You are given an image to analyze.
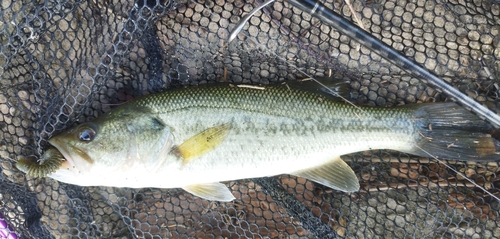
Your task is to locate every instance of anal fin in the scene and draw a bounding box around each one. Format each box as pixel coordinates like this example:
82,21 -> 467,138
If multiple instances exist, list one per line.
291,157 -> 359,192
182,182 -> 236,201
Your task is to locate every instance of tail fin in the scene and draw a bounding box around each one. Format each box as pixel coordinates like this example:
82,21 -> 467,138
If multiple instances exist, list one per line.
409,103 -> 499,161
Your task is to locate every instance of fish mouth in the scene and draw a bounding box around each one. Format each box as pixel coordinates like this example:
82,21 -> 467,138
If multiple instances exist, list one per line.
49,137 -> 94,173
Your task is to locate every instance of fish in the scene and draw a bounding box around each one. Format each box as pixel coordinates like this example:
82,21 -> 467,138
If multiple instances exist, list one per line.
16,81 -> 500,201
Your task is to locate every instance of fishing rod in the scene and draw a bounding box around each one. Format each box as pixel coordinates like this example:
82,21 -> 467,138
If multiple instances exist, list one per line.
283,0 -> 500,128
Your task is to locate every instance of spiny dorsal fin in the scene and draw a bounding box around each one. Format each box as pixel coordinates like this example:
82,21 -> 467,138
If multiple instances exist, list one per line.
285,77 -> 351,101
173,124 -> 231,165
291,157 -> 359,192
182,183 -> 236,201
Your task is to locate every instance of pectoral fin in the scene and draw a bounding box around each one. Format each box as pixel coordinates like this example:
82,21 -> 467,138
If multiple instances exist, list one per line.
291,157 -> 359,192
174,124 -> 231,164
182,183 -> 236,201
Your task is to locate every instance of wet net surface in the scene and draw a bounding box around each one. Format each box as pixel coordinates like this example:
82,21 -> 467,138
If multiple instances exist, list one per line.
1,0 -> 500,238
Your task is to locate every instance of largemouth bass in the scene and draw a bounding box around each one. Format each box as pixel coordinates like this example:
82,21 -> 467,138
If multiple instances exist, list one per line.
17,83 -> 500,201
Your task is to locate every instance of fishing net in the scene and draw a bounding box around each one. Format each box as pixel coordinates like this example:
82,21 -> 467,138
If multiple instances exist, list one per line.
1,0 -> 499,238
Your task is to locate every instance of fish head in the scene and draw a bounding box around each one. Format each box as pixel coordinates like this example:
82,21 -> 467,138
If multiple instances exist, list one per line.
44,109 -> 174,185
48,121 -> 101,175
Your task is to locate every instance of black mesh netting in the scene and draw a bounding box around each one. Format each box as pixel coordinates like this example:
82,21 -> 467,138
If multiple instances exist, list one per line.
1,0 -> 500,238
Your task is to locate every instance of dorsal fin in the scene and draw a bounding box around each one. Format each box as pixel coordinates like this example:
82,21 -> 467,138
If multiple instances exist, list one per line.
285,77 -> 351,101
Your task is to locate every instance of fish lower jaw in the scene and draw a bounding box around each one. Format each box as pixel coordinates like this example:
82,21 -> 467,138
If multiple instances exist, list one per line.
48,138 -> 77,169
49,138 -> 96,174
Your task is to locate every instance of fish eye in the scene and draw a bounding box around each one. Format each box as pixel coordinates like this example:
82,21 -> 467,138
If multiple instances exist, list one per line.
78,124 -> 97,142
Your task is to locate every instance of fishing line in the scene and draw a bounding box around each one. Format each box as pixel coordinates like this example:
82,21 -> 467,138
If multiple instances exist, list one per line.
202,0 -> 500,202
283,0 -> 500,129
270,52 -> 383,122
415,145 -> 500,203
270,0 -> 500,203
271,52 -> 500,203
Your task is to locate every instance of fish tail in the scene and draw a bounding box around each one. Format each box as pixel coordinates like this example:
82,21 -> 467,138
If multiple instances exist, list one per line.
409,103 -> 500,161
